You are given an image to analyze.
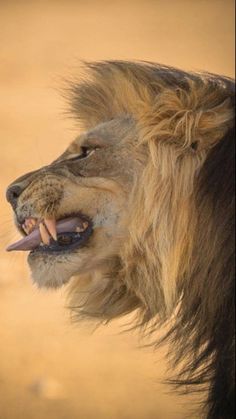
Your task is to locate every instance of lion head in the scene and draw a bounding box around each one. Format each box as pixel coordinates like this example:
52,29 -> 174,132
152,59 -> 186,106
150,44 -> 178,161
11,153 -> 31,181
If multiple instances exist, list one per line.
6,61 -> 235,418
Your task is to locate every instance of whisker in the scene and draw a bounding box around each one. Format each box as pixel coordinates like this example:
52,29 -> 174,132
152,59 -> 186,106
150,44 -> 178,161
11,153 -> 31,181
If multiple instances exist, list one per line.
0,214 -> 13,221
0,228 -> 22,243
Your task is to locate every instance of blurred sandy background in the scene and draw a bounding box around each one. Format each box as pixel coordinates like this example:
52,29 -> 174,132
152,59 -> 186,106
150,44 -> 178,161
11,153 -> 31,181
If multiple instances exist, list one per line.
0,1 -> 234,418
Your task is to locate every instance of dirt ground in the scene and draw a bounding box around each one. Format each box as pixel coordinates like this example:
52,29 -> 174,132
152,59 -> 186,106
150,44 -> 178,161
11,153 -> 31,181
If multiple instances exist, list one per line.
0,1 -> 234,419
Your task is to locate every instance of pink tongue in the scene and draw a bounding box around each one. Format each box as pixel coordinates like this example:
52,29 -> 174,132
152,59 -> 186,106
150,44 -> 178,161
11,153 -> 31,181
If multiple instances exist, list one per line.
6,217 -> 84,252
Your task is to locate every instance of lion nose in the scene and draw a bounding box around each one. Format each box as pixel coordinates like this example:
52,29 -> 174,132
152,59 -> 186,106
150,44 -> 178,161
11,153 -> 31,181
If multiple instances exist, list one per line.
6,184 -> 23,209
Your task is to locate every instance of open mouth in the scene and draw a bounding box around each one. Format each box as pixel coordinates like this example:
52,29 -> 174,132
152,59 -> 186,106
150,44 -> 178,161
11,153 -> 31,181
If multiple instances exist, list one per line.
6,214 -> 93,254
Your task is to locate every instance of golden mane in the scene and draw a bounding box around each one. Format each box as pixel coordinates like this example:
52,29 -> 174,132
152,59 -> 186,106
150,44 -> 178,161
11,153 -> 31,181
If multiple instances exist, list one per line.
68,61 -> 235,419
68,61 -> 233,313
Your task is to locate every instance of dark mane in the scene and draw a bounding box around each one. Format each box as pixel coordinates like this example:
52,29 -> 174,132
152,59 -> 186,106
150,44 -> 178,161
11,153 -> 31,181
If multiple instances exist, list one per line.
165,125 -> 235,419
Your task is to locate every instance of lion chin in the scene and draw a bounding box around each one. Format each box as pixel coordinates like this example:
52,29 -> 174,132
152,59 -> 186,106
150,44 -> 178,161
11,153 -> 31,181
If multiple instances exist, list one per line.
6,61 -> 235,419
28,252 -> 76,289
27,247 -> 88,289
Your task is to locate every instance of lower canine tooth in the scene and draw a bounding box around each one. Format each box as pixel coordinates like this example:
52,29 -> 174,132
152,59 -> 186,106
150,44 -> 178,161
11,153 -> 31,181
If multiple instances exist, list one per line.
39,223 -> 50,245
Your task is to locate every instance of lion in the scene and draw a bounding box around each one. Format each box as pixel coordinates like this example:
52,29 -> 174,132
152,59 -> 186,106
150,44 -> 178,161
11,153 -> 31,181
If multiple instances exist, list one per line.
6,61 -> 235,419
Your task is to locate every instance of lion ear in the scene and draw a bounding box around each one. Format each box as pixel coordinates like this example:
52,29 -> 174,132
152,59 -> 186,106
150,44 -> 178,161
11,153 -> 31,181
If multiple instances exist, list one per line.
139,80 -> 234,153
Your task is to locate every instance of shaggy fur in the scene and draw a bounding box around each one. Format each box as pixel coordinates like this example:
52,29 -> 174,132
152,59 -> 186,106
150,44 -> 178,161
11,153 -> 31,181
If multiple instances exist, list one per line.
7,61 -> 235,419
68,62 -> 235,418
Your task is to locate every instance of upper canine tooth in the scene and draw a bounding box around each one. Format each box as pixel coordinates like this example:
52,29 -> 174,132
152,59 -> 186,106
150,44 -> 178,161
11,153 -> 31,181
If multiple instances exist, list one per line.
44,218 -> 57,241
39,223 -> 50,245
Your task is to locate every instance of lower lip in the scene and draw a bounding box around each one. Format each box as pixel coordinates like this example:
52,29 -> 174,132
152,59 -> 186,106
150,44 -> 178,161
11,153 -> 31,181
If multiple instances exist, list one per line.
29,224 -> 93,255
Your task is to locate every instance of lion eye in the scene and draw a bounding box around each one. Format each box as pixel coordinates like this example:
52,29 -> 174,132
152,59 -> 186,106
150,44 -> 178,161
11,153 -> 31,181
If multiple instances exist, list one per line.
68,146 -> 95,161
80,146 -> 93,158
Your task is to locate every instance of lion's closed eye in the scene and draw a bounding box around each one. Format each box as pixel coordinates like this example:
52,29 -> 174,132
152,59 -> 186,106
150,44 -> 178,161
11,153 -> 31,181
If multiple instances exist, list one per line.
67,146 -> 96,161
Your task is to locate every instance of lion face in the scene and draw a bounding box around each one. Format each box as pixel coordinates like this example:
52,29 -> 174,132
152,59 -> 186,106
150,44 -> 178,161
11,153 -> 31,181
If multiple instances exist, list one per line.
6,61 -> 234,318
6,117 -> 141,288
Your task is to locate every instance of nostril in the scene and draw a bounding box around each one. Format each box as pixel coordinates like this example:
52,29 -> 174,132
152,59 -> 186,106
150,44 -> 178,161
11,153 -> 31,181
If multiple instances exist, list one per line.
6,185 -> 23,206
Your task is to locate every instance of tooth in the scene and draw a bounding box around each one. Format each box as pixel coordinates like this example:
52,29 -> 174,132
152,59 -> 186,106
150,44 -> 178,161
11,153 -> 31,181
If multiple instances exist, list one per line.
26,218 -> 35,225
76,222 -> 88,233
22,224 -> 29,234
25,219 -> 31,228
44,218 -> 57,241
39,223 -> 50,245
30,219 -> 36,228
76,226 -> 84,233
28,222 -> 34,232
25,218 -> 37,234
